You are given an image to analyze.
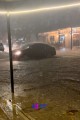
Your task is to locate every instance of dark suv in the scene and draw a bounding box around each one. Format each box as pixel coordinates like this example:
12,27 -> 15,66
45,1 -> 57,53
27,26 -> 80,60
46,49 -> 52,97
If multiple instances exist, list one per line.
0,43 -> 4,51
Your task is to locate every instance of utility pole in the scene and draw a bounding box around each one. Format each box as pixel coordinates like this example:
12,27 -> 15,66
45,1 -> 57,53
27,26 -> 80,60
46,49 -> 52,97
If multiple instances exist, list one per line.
71,27 -> 73,50
7,13 -> 14,93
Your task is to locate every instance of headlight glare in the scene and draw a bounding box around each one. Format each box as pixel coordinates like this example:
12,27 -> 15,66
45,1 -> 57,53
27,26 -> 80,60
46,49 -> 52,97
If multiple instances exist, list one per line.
15,50 -> 21,56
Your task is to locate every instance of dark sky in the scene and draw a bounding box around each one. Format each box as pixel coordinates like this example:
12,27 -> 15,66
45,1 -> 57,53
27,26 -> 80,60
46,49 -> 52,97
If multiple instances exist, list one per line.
0,0 -> 80,33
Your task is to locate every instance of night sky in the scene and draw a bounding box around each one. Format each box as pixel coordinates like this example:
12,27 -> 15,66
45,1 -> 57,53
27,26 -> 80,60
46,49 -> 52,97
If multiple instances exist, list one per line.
0,0 -> 80,33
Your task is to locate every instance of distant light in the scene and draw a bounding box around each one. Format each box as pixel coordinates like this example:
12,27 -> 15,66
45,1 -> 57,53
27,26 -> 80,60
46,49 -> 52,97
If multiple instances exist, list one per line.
4,45 -> 9,53
15,50 -> 21,56
0,2 -> 80,15
65,34 -> 68,37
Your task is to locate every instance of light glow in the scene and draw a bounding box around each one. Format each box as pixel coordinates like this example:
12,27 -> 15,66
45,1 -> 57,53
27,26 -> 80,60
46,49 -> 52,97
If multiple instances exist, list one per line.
0,11 -> 7,15
15,50 -> 21,56
0,2 -> 80,15
10,3 -> 80,15
4,45 -> 9,53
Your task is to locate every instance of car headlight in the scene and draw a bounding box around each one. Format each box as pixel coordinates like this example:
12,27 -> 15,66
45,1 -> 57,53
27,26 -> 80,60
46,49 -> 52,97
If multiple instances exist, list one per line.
15,50 -> 21,56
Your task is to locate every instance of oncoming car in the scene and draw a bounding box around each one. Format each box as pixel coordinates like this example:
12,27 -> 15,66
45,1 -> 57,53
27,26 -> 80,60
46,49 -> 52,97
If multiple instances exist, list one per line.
12,43 -> 56,60
0,43 -> 4,51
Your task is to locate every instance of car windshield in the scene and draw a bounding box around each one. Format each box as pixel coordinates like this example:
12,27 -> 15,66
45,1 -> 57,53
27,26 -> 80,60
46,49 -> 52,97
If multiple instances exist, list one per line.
0,1 -> 80,120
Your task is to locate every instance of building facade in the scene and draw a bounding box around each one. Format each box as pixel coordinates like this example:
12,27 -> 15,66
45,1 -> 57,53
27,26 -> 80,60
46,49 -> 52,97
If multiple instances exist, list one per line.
38,27 -> 80,49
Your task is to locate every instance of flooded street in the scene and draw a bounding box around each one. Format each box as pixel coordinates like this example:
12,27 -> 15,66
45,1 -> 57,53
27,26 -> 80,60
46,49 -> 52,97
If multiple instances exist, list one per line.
0,0 -> 80,119
0,50 -> 80,120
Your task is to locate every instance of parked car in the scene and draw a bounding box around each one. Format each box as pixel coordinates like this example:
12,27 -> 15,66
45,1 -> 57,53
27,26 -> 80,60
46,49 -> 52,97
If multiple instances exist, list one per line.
12,43 -> 56,60
0,43 -> 4,51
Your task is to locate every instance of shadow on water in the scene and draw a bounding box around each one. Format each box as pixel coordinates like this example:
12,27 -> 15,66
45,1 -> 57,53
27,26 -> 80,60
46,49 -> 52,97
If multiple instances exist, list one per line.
13,55 -> 57,62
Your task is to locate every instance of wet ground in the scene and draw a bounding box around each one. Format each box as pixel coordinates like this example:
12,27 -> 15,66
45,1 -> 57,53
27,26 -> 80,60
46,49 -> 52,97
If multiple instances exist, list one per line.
0,49 -> 80,120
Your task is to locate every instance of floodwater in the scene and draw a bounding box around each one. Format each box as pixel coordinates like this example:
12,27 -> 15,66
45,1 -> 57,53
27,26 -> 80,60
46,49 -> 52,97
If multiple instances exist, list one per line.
0,49 -> 80,120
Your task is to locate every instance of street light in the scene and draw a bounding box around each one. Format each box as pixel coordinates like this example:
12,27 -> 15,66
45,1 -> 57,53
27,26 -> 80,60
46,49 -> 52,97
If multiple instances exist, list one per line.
0,2 -> 80,15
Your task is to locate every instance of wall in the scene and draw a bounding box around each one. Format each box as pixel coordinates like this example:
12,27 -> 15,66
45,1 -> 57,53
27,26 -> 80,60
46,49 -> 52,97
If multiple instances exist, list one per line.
38,27 -> 80,49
